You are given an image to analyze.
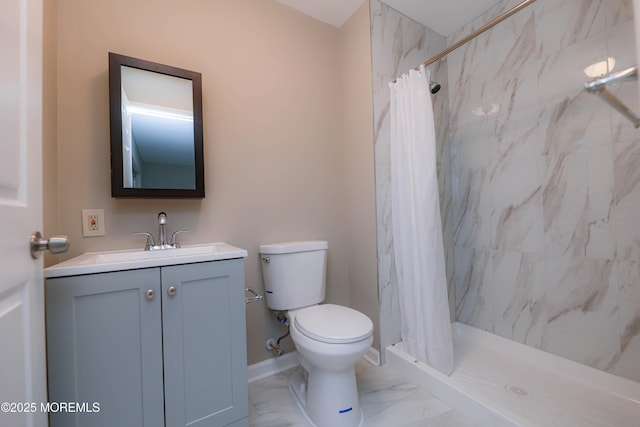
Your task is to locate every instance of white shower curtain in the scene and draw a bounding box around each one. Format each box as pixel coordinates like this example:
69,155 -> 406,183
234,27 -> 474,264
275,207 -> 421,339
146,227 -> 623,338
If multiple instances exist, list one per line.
389,67 -> 454,375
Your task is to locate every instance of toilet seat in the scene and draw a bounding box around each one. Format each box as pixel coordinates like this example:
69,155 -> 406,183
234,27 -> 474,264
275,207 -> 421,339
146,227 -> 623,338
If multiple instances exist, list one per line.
294,304 -> 373,344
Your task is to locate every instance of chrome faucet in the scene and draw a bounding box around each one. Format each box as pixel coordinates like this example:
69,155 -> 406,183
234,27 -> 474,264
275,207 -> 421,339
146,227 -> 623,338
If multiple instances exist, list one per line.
134,212 -> 188,250
158,212 -> 168,247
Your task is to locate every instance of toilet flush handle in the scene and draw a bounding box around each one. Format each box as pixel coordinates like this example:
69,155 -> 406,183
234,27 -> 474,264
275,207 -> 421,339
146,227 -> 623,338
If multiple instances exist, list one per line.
245,288 -> 264,304
260,256 -> 271,263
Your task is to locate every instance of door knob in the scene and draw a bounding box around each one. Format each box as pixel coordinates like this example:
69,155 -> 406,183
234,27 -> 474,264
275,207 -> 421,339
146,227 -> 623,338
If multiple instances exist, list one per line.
167,286 -> 177,297
30,231 -> 70,259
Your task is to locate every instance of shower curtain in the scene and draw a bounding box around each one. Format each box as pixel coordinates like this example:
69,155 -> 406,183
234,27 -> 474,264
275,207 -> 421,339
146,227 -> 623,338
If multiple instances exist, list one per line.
389,67 -> 454,375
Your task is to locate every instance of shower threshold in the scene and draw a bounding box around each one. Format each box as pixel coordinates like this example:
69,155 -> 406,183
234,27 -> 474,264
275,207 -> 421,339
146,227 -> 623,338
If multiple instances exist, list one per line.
386,323 -> 640,426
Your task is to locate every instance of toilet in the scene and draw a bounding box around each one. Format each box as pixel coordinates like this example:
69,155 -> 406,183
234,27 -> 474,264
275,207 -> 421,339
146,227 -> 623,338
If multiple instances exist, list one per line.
259,241 -> 373,427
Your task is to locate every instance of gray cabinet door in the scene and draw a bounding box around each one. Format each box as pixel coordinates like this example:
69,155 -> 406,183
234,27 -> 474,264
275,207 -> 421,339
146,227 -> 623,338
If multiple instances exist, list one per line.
161,259 -> 248,427
46,268 -> 165,427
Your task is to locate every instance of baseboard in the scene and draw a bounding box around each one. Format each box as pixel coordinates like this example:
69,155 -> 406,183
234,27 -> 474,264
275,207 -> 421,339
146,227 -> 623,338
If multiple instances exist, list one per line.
247,351 -> 300,383
363,346 -> 380,366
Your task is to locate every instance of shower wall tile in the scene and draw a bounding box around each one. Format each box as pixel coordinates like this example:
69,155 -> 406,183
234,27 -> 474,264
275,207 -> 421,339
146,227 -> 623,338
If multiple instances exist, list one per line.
606,0 -> 635,65
608,19 -> 640,143
448,0 -> 531,51
491,78 -> 544,163
377,253 -> 401,358
370,0 -> 451,355
490,156 -> 543,253
437,119 -> 456,318
484,11 -> 538,81
446,0 -> 640,381
613,257 -> 640,382
453,247 -> 494,332
447,74 -> 486,128
542,145 -> 615,259
618,260 -> 640,303
611,301 -> 640,381
533,0 -> 607,53
541,255 -> 620,371
450,119 -> 494,171
606,0 -> 634,28
539,93 -> 612,156
613,140 -> 640,262
452,166 -> 492,249
537,33 -> 609,104
492,251 -> 547,347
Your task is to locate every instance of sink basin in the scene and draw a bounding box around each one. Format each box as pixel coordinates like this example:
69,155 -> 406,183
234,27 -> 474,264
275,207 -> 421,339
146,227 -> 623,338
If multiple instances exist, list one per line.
44,243 -> 247,278
95,245 -> 218,263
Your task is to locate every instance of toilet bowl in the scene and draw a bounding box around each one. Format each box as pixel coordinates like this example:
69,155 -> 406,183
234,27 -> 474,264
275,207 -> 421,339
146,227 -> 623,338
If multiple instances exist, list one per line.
288,305 -> 373,427
258,241 -> 374,427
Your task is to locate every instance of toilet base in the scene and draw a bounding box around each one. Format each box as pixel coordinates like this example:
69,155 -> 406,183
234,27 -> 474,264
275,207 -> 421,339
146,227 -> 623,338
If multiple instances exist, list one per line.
289,366 -> 363,427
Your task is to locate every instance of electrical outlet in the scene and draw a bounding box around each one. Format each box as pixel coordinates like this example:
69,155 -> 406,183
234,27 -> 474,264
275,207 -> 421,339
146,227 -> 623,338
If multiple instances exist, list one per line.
88,215 -> 99,231
82,209 -> 105,237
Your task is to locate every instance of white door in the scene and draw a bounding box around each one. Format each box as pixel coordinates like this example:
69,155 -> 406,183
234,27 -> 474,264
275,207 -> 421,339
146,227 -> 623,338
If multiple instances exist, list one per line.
0,0 -> 47,426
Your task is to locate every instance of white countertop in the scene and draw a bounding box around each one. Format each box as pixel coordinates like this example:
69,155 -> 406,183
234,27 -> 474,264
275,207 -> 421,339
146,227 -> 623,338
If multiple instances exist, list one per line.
44,242 -> 248,278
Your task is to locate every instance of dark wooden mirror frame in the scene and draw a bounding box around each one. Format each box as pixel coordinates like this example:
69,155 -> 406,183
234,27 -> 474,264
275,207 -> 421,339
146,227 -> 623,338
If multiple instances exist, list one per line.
109,52 -> 205,198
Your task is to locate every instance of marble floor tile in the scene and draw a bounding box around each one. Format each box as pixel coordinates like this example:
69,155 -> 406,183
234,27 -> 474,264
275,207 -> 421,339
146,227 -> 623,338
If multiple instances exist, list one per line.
248,360 -> 477,427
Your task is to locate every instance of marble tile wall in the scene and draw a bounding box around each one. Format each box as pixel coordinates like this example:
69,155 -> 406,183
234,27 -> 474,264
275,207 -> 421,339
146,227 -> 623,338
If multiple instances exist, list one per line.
447,0 -> 640,381
371,0 -> 640,382
369,0 -> 453,359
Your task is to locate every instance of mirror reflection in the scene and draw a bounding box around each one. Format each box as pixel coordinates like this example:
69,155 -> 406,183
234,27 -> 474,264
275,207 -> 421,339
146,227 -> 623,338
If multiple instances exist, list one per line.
121,66 -> 195,189
109,53 -> 204,198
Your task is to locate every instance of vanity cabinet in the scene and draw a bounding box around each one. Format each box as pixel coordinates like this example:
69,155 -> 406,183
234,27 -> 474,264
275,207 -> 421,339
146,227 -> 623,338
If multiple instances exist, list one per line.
45,258 -> 248,427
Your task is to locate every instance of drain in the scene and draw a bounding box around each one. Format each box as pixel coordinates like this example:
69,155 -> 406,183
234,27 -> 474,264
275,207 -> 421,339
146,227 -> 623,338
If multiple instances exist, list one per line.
505,384 -> 534,399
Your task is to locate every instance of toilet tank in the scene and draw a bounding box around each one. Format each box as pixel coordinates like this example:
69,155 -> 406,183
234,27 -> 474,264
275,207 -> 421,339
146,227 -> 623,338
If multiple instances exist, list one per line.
259,241 -> 328,311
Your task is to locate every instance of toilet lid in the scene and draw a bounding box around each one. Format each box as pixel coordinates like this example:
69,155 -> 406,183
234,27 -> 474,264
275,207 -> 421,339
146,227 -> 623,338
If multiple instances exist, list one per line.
294,304 -> 373,344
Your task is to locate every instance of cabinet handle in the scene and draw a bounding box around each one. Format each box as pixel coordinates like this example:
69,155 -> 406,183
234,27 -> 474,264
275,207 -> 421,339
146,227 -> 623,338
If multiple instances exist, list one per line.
167,286 -> 177,297
145,289 -> 155,300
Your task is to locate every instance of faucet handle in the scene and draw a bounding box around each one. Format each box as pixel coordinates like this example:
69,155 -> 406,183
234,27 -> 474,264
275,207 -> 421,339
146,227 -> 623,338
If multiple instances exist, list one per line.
134,232 -> 156,250
170,230 -> 189,248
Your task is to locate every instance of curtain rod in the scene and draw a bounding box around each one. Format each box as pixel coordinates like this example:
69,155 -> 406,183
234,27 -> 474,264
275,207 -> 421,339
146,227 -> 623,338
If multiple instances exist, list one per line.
585,67 -> 640,128
412,0 -> 538,71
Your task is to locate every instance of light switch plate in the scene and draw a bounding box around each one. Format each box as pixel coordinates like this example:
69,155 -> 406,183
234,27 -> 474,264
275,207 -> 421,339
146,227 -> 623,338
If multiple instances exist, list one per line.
82,209 -> 105,237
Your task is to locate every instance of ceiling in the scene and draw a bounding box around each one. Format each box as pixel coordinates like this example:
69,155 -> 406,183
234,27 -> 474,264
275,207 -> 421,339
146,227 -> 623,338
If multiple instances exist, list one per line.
274,0 -> 503,36
380,0 -> 503,36
274,0 -> 366,28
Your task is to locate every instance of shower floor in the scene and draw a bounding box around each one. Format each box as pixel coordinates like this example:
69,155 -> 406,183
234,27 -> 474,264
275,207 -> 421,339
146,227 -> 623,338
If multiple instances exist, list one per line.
386,323 -> 640,426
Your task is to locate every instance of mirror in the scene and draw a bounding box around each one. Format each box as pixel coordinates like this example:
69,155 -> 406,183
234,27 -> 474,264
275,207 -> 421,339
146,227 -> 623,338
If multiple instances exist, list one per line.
109,53 -> 204,198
